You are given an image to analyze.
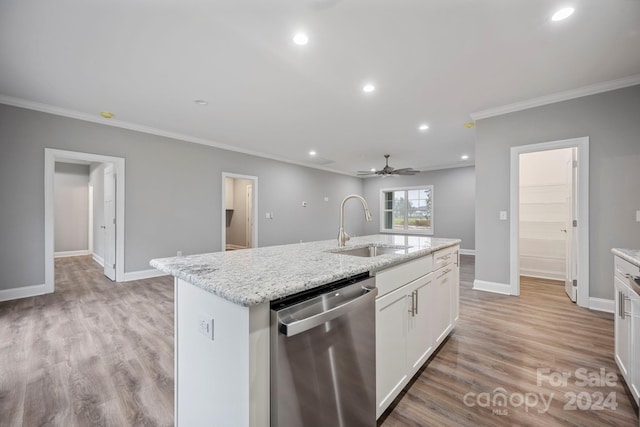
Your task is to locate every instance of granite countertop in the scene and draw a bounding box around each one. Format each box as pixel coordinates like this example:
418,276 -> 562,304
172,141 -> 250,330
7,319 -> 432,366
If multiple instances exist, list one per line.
150,234 -> 461,307
612,248 -> 640,269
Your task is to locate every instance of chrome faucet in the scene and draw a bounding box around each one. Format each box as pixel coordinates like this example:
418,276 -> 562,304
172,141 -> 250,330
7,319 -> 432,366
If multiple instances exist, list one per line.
338,194 -> 373,247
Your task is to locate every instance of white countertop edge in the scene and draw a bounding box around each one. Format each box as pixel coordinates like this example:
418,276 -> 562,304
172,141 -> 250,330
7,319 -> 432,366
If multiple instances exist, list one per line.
612,248 -> 640,269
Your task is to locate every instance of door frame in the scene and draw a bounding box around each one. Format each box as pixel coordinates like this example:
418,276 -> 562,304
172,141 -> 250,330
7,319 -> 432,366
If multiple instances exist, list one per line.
509,137 -> 589,307
44,148 -> 126,292
221,172 -> 258,251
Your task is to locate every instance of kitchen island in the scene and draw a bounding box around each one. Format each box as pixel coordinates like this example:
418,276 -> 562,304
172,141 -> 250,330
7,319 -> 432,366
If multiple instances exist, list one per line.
151,234 -> 461,427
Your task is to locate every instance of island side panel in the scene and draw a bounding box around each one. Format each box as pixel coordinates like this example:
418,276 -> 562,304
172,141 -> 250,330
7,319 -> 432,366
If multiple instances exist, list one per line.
175,278 -> 269,427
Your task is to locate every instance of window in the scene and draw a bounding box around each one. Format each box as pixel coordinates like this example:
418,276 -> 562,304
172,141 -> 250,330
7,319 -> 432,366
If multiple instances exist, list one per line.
380,185 -> 433,235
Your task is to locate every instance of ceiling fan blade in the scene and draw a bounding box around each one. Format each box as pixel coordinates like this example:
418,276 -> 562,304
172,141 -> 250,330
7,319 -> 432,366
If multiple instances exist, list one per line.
357,171 -> 376,175
395,169 -> 420,175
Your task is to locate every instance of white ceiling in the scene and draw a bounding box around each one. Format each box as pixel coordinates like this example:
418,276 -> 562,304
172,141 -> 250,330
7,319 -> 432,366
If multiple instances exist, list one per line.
1,0 -> 639,175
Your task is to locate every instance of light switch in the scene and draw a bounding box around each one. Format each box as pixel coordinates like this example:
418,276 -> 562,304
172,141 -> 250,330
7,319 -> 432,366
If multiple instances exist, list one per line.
198,314 -> 214,340
636,210 -> 640,222
324,197 -> 329,202
499,211 -> 508,220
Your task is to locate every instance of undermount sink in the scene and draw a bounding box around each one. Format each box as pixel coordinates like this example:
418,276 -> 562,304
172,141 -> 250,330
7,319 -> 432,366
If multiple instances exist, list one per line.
329,244 -> 410,258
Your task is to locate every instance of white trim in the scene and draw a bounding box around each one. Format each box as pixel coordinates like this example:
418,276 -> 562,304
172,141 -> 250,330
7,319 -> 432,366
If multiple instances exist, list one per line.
0,95 -> 355,178
0,284 -> 46,302
54,250 -> 91,258
589,297 -> 615,314
472,280 -> 511,295
93,253 -> 105,267
471,74 -> 640,120
123,269 -> 169,282
459,249 -> 476,256
221,172 -> 259,252
509,137 -> 589,307
45,149 -> 126,294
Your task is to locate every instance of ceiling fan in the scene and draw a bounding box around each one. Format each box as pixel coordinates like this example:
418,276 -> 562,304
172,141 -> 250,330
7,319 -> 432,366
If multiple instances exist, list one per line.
357,154 -> 421,177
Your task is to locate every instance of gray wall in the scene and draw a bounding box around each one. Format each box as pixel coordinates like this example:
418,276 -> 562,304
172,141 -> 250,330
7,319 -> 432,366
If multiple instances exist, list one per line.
475,85 -> 640,299
362,166 -> 476,250
54,162 -> 89,253
0,103 -> 365,291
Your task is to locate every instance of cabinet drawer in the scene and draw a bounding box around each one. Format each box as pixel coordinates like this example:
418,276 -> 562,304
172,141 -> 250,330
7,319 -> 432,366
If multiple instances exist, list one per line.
615,256 -> 640,282
375,255 -> 433,297
433,246 -> 456,271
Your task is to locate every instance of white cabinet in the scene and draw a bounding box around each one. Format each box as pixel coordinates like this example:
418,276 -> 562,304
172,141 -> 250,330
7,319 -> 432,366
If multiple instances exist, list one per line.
225,177 -> 234,209
375,244 -> 459,418
376,286 -> 409,415
613,255 -> 640,405
614,275 -> 631,380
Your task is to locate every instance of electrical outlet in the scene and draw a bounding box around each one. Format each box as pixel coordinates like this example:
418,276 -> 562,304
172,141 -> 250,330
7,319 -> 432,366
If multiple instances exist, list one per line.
177,250 -> 182,257
302,201 -> 308,207
499,211 -> 508,221
198,315 -> 214,340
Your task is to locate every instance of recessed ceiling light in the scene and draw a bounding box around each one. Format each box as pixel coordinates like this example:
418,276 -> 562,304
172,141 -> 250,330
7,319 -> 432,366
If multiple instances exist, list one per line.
551,7 -> 575,21
370,168 -> 376,172
362,83 -> 375,93
418,124 -> 429,132
194,99 -> 208,106
100,111 -> 114,119
461,154 -> 469,161
293,33 -> 309,46
309,150 -> 317,156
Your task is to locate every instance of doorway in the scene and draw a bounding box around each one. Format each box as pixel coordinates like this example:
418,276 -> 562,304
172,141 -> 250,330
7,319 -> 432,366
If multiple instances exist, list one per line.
221,173 -> 258,251
44,149 -> 125,293
509,137 -> 589,307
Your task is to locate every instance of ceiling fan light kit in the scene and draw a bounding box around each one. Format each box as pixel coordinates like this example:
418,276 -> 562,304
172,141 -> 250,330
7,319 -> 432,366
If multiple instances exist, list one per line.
357,154 -> 420,177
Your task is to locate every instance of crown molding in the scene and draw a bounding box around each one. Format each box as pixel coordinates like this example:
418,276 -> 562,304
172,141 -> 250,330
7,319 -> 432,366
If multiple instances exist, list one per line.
0,94 -> 357,177
470,74 -> 640,121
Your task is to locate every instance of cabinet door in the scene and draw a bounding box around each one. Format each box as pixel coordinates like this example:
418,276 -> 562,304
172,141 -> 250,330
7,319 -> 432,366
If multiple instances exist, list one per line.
614,276 -> 631,381
630,295 -> 640,404
432,266 -> 453,345
406,274 -> 433,372
376,287 -> 408,417
451,248 -> 460,324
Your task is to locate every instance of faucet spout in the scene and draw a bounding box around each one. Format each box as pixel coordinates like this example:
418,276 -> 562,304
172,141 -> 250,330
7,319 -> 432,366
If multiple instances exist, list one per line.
338,194 -> 373,247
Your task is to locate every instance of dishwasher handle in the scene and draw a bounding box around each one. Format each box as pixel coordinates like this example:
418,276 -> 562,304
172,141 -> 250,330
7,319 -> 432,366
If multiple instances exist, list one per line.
278,285 -> 377,337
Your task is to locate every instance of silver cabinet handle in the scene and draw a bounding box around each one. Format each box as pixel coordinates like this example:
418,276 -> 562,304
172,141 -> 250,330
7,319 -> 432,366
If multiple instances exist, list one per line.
278,286 -> 378,337
408,291 -> 415,317
437,268 -> 452,279
454,251 -> 459,267
415,289 -> 419,315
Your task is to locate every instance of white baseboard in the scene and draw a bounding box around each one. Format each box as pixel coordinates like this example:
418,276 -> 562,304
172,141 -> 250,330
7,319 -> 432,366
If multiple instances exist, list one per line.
0,283 -> 48,302
123,268 -> 169,282
459,249 -> 476,256
54,250 -> 91,258
589,297 -> 614,313
473,279 -> 512,295
92,253 -> 104,267
520,272 -> 564,282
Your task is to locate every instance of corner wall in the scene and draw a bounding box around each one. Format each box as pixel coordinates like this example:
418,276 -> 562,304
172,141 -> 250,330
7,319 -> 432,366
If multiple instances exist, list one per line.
0,103 -> 365,292
475,85 -> 640,299
362,166 -> 475,251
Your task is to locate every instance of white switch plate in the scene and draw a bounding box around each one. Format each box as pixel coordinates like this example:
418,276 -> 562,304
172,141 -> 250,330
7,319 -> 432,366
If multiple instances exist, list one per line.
324,197 -> 329,202
636,210 -> 640,222
499,211 -> 508,220
198,315 -> 214,340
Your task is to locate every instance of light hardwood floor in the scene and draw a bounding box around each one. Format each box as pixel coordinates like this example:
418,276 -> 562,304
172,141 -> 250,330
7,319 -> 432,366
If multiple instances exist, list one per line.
1,255 -> 637,426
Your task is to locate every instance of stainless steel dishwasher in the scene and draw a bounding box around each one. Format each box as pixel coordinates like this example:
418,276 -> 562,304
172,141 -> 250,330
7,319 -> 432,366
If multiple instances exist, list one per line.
270,272 -> 377,427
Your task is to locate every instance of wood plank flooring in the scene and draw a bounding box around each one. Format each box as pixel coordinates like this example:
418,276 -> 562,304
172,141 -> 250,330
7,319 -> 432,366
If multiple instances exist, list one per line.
0,256 -> 175,427
379,256 -> 638,426
1,255 -> 637,426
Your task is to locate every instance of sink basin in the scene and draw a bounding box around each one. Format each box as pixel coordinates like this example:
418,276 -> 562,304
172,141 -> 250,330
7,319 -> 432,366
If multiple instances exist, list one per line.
330,244 -> 410,258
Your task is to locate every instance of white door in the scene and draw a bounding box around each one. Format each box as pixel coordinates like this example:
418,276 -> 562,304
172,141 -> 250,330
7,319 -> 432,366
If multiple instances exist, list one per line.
245,185 -> 253,248
564,149 -> 578,301
103,165 -> 116,281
